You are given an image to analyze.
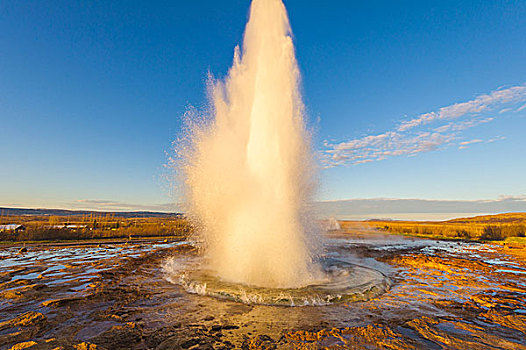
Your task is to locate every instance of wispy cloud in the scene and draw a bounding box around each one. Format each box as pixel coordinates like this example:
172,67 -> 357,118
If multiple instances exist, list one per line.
497,194 -> 526,201
433,117 -> 494,133
72,200 -> 176,212
517,103 -> 526,112
323,84 -> 526,167
487,136 -> 506,143
397,85 -> 526,132
458,139 -> 483,150
324,132 -> 455,166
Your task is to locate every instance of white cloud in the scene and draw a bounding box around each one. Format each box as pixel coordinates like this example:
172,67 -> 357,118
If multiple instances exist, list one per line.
433,117 -> 493,133
517,103 -> 526,112
458,139 -> 483,149
73,199 -> 176,212
397,85 -> 526,132
323,84 -> 525,167
497,194 -> 526,201
324,131 -> 455,167
459,139 -> 482,145
487,136 -> 506,143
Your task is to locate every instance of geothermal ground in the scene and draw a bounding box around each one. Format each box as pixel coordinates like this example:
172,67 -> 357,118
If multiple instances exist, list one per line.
1,233 -> 525,350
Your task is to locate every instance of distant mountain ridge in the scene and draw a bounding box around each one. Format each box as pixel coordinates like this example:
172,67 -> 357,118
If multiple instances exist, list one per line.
364,212 -> 526,224
2,207 -> 525,223
0,207 -> 182,218
315,197 -> 526,220
445,212 -> 526,224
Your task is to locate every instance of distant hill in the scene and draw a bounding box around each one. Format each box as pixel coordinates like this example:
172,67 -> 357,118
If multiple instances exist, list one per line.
315,197 -> 526,221
445,212 -> 526,224
0,207 -> 183,218
363,212 -> 526,224
352,212 -> 526,241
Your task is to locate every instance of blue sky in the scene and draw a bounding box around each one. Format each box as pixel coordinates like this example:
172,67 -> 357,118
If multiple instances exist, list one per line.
1,0 -> 525,218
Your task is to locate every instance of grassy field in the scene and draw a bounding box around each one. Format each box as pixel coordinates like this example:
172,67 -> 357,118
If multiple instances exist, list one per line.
3,211 -> 526,244
0,213 -> 191,243
340,212 -> 526,242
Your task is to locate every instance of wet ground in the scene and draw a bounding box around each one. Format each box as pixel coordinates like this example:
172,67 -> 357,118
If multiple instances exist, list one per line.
0,233 -> 525,349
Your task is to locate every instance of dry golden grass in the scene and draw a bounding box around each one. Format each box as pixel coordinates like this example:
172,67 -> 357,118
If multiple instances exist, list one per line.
340,213 -> 526,241
0,214 -> 191,242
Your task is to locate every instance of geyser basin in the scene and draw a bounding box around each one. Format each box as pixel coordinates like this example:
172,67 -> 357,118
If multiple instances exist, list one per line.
167,258 -> 391,306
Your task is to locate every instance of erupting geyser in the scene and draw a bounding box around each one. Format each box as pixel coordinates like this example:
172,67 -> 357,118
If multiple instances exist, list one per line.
181,0 -> 321,288
170,0 -> 391,304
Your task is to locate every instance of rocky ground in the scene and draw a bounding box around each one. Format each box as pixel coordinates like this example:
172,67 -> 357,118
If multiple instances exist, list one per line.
0,234 -> 525,349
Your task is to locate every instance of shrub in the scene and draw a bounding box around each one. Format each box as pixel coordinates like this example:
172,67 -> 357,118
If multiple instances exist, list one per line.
502,224 -> 525,238
455,229 -> 470,239
481,225 -> 503,241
